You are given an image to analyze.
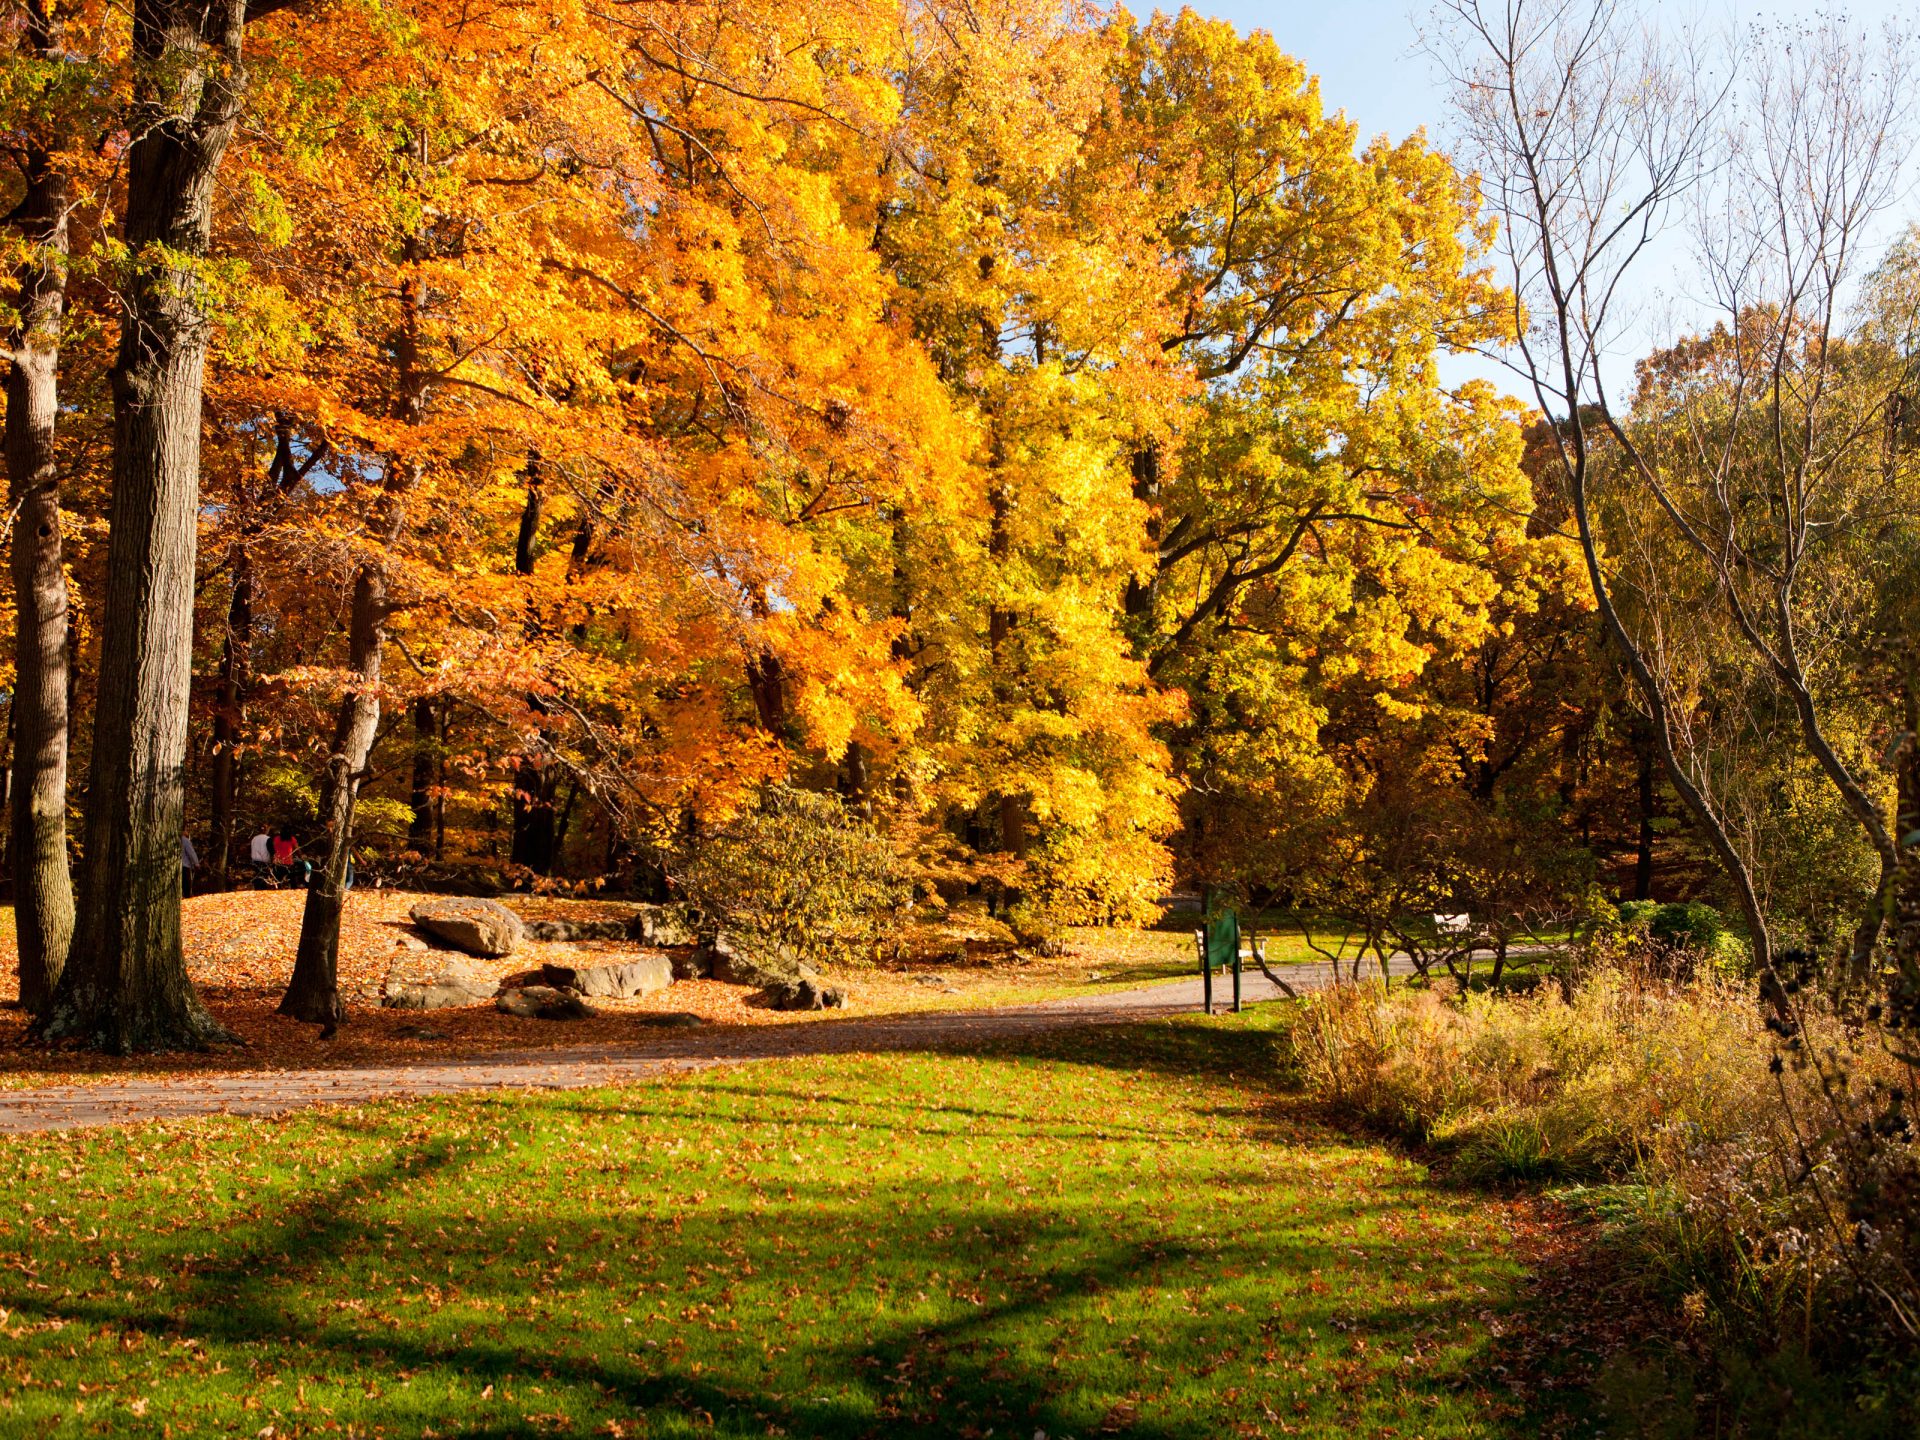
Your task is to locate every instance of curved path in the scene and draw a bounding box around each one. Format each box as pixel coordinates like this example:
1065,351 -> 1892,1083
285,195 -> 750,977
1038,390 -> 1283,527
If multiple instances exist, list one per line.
0,957 -> 1417,1134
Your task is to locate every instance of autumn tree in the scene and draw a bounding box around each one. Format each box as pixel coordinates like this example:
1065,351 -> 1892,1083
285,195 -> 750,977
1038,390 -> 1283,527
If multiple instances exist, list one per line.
2,0 -> 93,1012
44,0 -> 298,1049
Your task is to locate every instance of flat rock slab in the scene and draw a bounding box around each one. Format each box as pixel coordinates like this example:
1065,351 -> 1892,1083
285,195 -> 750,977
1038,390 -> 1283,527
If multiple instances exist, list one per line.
761,976 -> 846,1011
522,917 -> 629,942
517,904 -> 700,947
383,959 -> 500,1010
541,955 -> 674,998
411,897 -> 524,957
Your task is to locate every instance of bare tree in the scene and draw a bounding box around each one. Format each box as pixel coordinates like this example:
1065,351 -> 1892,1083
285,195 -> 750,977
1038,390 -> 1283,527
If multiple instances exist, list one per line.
1436,0 -> 1917,985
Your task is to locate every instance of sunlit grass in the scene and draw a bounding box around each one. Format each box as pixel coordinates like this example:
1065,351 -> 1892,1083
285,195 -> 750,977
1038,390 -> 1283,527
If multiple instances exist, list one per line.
0,1012 -> 1552,1438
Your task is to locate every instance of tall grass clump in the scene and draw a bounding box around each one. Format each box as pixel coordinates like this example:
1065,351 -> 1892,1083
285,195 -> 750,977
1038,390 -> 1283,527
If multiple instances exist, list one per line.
1293,968 -> 1776,1181
1291,961 -> 1919,1369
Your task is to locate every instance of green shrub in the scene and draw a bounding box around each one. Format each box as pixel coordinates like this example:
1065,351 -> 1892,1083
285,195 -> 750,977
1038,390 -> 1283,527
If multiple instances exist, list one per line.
1615,899 -> 1726,948
1616,899 -> 1661,929
1647,900 -> 1726,951
1608,900 -> 1749,976
680,784 -> 907,969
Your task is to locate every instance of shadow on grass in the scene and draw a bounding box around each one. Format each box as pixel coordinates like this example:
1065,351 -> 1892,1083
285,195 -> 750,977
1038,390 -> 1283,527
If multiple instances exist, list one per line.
0,1016 -> 1543,1439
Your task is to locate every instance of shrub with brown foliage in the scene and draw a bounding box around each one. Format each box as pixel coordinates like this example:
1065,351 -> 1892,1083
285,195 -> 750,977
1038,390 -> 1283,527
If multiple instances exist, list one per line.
1291,965 -> 1919,1352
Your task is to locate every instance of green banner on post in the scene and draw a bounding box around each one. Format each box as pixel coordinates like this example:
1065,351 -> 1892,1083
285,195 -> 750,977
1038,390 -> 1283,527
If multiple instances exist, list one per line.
1204,907 -> 1239,973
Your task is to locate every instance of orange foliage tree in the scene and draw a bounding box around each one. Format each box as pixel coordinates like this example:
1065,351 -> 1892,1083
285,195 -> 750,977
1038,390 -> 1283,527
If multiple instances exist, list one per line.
1,0 -> 1563,1045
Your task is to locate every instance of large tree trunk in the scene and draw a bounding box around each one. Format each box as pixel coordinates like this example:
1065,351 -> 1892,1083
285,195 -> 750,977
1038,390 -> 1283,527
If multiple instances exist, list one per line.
41,0 -> 252,1050
281,565 -> 385,1025
5,30 -> 75,1013
510,761 -> 560,873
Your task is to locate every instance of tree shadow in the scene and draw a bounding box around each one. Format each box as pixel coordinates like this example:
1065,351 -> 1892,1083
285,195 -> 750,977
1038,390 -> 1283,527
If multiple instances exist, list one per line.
0,1017 -> 1544,1437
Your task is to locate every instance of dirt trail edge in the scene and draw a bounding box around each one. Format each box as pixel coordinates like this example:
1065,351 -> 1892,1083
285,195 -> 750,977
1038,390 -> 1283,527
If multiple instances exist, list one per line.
0,959 -> 1417,1133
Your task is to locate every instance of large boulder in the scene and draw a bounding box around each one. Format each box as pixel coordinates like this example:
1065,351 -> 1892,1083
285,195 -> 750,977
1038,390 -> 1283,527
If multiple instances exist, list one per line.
411,897 -> 524,957
539,955 -> 674,999
762,974 -> 847,1011
383,958 -> 500,1010
495,984 -> 596,1020
670,948 -> 713,981
702,930 -> 801,988
702,931 -> 845,1011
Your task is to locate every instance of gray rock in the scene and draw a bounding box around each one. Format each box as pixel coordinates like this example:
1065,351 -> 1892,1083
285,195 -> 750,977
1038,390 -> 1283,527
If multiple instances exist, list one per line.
509,904 -> 698,946
702,930 -> 801,988
495,984 -> 596,1020
701,930 -> 844,1008
393,934 -> 430,952
382,959 -> 499,1010
761,975 -> 847,1011
670,948 -> 713,981
410,897 -> 525,957
539,954 -> 674,998
522,917 -> 629,943
629,903 -> 700,947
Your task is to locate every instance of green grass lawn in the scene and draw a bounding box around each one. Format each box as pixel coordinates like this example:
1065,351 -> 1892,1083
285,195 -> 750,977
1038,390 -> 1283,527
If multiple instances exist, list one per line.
0,1012 -> 1567,1438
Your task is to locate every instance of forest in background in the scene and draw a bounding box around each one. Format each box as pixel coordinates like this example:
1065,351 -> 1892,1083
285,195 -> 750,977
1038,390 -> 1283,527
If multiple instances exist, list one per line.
3,0 -> 1919,1050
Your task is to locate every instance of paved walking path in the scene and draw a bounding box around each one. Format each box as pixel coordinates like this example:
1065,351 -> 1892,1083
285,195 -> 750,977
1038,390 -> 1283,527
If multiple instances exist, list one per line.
0,957 -> 1417,1134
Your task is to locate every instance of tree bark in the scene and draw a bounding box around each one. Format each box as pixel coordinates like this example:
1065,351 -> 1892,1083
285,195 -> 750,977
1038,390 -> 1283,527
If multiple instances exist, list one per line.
510,756 -> 560,872
207,543 -> 252,884
508,460 -> 561,872
408,695 -> 437,850
1121,443 -> 1161,623
6,15 -> 75,1013
42,0 -> 252,1050
281,565 -> 386,1024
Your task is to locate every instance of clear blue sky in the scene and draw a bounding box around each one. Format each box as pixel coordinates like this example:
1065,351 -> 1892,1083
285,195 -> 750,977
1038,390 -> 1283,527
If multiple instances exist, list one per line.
1191,2 -> 1917,156
1188,1 -> 1918,398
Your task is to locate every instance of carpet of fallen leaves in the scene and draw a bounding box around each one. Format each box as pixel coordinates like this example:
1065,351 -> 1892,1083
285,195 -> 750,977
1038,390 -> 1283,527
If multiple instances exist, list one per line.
0,890 -> 1195,1087
0,1011 -> 1618,1438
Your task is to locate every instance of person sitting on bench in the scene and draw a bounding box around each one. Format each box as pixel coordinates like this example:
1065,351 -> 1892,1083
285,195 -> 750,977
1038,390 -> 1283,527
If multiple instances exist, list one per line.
249,829 -> 275,885
271,828 -> 312,888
